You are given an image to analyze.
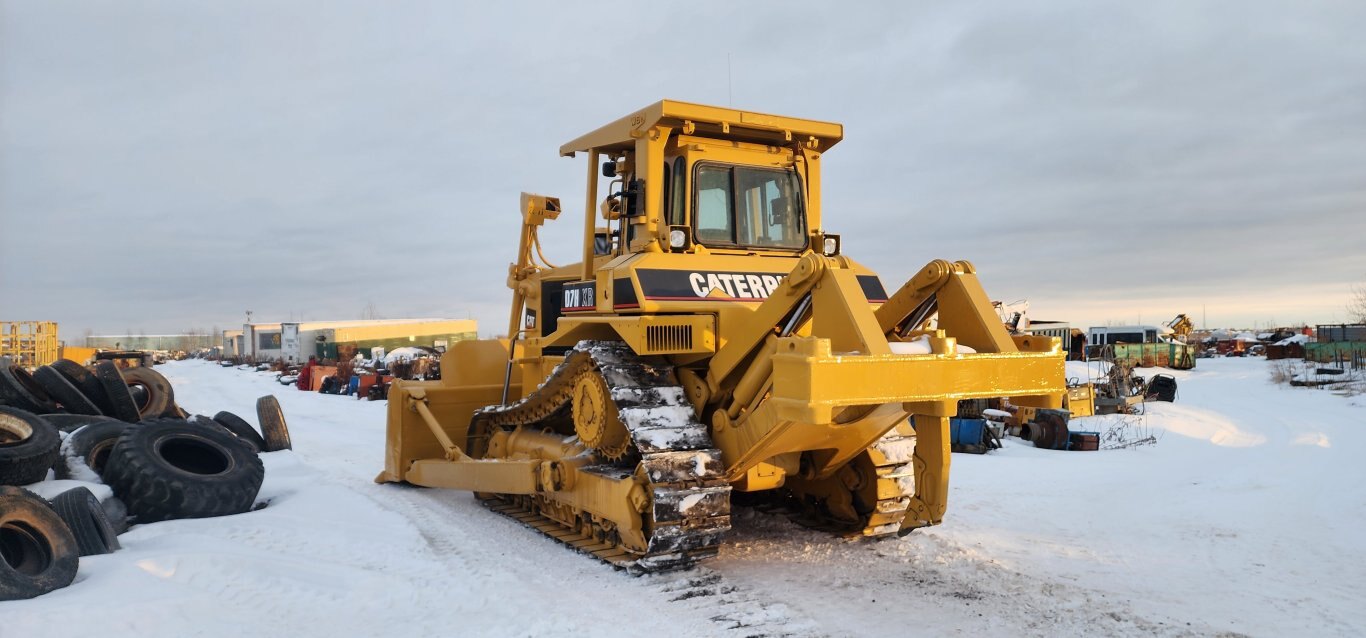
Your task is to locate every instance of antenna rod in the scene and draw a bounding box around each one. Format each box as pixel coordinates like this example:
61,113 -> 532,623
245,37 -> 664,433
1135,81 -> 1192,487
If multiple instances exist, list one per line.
727,53 -> 733,106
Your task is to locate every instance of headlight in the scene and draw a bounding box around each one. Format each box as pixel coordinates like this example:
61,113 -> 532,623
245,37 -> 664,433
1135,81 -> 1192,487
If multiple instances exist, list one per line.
668,225 -> 691,251
822,234 -> 840,256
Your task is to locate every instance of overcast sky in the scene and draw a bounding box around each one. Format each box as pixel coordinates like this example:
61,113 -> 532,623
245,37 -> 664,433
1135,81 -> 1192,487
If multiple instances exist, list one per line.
3,1 -> 1364,339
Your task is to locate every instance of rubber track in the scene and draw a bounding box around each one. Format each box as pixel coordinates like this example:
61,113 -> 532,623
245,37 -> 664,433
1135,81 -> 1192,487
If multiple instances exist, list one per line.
470,341 -> 731,573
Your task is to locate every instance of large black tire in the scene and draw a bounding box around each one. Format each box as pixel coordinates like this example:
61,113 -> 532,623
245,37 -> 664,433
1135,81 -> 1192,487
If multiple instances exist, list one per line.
0,486 -> 78,600
103,419 -> 264,522
50,359 -> 108,414
48,487 -> 120,556
65,420 -> 134,478
41,413 -> 122,435
120,367 -> 173,420
1147,374 -> 1178,402
32,366 -> 102,416
0,408 -> 61,486
0,365 -> 60,414
256,395 -> 292,452
211,411 -> 265,453
92,362 -> 140,423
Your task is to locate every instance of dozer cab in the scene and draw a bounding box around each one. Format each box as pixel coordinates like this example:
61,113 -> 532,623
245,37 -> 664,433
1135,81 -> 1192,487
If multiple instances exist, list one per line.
377,100 -> 1064,571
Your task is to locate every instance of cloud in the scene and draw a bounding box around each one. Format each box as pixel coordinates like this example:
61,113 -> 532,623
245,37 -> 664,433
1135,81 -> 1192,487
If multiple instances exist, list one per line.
2,1 -> 1363,339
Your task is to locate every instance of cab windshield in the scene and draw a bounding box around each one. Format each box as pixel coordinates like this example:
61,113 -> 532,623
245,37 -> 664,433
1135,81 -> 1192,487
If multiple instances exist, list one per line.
693,164 -> 805,250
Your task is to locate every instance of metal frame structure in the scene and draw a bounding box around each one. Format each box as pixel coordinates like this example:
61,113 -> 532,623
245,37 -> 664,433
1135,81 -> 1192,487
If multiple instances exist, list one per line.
0,321 -> 59,369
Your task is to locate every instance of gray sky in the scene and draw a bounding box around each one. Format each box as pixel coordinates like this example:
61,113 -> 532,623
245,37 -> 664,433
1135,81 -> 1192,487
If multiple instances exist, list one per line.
3,1 -> 1364,339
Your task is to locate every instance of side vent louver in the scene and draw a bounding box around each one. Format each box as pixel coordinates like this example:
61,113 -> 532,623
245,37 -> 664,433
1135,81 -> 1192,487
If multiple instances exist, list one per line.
646,325 -> 693,353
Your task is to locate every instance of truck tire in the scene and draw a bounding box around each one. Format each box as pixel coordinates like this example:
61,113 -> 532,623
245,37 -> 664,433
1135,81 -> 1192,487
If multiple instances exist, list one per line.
0,487 -> 79,600
211,411 -> 265,453
51,359 -> 108,414
92,362 -> 140,423
32,366 -> 102,416
48,487 -> 120,556
0,365 -> 60,414
66,420 -> 134,478
120,367 -> 173,420
103,419 -> 264,522
0,408 -> 61,486
256,395 -> 291,452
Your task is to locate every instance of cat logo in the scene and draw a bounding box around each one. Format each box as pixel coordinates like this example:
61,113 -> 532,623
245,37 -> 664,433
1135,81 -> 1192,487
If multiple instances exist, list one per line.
632,269 -> 889,304
687,272 -> 785,300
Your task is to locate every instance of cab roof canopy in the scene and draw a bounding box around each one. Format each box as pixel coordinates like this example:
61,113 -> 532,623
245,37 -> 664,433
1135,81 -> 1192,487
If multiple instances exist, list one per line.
559,100 -> 844,157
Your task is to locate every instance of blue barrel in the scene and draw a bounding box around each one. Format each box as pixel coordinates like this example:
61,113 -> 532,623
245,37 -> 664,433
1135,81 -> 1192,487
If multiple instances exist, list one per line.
949,418 -> 987,446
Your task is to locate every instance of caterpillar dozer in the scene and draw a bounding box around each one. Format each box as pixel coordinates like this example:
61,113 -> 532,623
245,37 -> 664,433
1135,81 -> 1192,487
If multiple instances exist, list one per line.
377,100 -> 1064,572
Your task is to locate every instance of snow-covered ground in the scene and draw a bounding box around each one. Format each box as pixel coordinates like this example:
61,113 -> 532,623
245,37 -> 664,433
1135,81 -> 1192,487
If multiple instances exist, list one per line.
5,358 -> 1364,637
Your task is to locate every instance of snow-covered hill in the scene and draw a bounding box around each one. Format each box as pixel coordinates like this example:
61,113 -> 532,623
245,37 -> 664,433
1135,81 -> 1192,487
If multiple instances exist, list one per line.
4,358 -> 1363,637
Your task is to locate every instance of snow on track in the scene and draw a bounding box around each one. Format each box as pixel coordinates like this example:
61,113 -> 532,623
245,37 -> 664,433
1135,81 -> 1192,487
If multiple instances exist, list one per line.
3,358 -> 1363,637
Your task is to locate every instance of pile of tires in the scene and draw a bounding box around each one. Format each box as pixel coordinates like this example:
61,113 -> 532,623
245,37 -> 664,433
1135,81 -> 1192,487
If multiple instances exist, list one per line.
0,359 -> 292,600
1,408 -> 122,600
1,359 -> 181,423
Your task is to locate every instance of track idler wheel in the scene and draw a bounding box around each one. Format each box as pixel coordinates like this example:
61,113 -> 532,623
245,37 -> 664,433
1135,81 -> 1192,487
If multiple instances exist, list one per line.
571,372 -> 630,461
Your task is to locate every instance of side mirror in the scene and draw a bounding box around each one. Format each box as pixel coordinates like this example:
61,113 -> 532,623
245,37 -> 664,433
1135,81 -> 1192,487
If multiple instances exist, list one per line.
602,161 -> 618,178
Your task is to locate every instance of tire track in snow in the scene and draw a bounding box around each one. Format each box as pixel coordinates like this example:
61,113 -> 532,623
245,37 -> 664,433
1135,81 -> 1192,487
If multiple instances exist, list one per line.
716,507 -> 1230,638
648,567 -> 826,637
356,477 -> 828,637
305,450 -> 829,637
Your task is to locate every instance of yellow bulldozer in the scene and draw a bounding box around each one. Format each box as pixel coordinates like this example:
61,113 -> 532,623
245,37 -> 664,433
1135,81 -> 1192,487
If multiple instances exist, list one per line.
377,100 -> 1064,571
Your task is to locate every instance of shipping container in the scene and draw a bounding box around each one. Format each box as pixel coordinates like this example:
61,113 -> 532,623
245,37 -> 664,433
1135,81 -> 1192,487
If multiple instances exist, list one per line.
1315,324 -> 1366,343
1109,342 -> 1197,370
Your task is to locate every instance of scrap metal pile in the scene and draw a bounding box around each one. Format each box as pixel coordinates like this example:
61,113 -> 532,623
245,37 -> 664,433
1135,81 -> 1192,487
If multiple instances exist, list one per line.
218,353 -> 438,402
0,359 -> 291,600
946,363 -> 1178,456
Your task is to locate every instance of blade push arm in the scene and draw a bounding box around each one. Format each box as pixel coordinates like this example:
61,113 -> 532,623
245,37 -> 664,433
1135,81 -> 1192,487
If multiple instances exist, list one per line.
875,259 -> 1019,354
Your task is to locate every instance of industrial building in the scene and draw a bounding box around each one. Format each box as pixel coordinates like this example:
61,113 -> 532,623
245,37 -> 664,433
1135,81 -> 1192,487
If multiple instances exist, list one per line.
86,334 -> 218,352
222,318 -> 477,362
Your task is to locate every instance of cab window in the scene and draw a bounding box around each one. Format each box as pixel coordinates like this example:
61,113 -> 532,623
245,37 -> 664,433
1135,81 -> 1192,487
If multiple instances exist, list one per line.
668,157 -> 686,226
692,163 -> 804,250
695,166 -> 733,243
662,161 -> 672,226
